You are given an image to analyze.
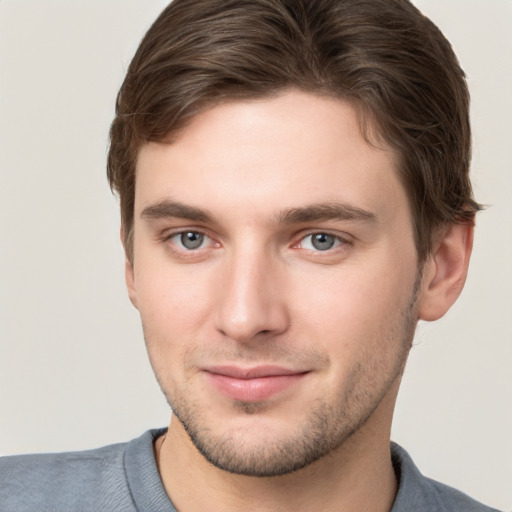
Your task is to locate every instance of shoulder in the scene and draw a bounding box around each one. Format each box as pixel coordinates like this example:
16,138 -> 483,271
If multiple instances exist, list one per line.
424,477 -> 503,512
391,443 -> 503,512
0,434 -> 149,512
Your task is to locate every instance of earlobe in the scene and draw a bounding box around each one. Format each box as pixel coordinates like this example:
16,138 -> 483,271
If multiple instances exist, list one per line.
418,221 -> 474,322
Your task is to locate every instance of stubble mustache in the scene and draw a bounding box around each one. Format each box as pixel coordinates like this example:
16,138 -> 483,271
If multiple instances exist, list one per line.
182,342 -> 331,373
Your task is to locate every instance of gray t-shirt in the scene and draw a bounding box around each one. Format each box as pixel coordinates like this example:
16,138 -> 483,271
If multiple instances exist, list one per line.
0,429 -> 502,511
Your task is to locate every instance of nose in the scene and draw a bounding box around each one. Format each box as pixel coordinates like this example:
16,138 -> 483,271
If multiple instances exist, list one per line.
214,246 -> 290,344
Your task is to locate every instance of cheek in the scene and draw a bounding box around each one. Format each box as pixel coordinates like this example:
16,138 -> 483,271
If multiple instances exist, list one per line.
135,270 -> 206,391
135,254 -> 213,325
289,257 -> 417,352
133,264 -> 217,382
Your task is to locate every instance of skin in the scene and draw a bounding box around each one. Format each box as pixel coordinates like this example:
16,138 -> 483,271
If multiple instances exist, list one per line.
126,91 -> 473,512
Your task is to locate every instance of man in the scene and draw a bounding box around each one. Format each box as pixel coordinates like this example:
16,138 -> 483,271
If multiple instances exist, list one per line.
0,0 -> 504,511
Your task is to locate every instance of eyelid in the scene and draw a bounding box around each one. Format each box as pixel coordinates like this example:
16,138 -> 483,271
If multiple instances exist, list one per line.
161,228 -> 220,250
161,225 -> 209,240
297,229 -> 350,242
159,226 -> 352,254
293,230 -> 353,252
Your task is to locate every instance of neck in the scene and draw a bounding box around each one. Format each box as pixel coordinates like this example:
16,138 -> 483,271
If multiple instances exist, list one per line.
156,398 -> 399,512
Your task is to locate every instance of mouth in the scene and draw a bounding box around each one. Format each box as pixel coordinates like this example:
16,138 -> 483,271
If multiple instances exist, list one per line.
202,365 -> 310,402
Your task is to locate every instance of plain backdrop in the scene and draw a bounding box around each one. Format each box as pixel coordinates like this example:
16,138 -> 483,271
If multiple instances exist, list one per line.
0,1 -> 511,510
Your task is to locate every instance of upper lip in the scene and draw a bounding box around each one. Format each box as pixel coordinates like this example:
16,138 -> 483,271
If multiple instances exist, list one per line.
203,365 -> 308,379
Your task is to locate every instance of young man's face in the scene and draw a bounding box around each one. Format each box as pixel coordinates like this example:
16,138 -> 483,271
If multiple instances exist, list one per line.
127,91 -> 423,476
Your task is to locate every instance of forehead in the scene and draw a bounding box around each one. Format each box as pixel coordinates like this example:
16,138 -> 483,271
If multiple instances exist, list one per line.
134,91 -> 407,224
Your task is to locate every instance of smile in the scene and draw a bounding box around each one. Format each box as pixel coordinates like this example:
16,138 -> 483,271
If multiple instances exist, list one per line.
203,365 -> 310,402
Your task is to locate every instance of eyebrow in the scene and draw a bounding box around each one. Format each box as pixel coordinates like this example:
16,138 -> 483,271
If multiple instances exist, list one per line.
141,199 -> 376,228
277,203 -> 376,224
140,199 -> 376,225
141,200 -> 214,223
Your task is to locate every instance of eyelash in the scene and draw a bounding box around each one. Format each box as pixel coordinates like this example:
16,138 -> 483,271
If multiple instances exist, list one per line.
163,230 -> 217,251
296,232 -> 349,252
162,228 -> 351,254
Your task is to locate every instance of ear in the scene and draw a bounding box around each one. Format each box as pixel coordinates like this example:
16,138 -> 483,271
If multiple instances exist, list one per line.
418,221 -> 474,322
120,226 -> 138,309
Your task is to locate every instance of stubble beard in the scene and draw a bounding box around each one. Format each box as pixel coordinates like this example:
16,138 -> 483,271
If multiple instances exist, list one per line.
150,272 -> 422,477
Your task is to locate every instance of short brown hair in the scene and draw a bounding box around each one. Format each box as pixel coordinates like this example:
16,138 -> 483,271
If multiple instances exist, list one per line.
107,0 -> 480,263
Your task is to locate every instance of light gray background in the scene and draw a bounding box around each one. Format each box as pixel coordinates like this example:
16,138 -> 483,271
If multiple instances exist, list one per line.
0,1 -> 511,510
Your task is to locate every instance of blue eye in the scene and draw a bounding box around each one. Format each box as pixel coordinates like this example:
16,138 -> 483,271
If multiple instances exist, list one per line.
175,231 -> 206,250
301,233 -> 342,251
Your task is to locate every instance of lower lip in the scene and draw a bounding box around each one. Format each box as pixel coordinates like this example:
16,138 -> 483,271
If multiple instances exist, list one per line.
205,372 -> 307,402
